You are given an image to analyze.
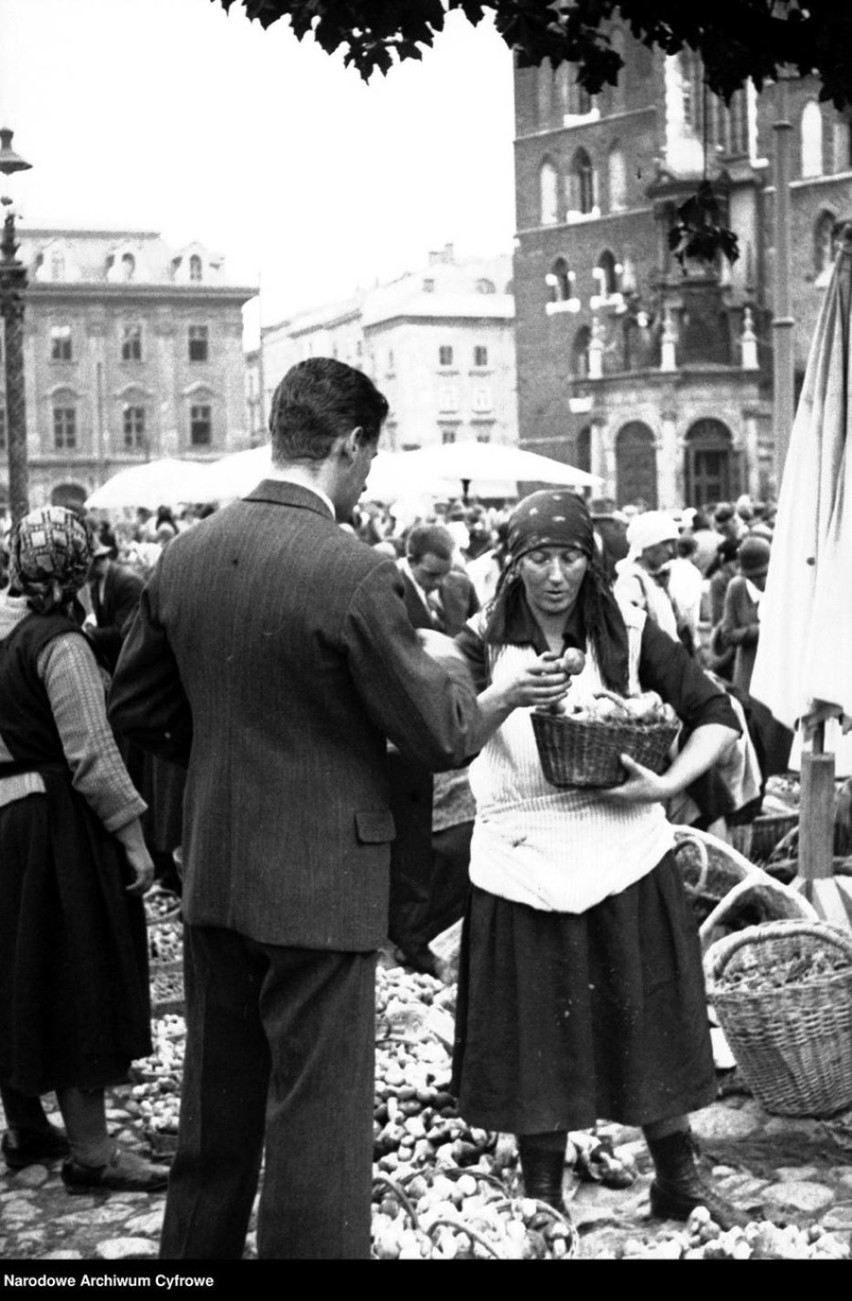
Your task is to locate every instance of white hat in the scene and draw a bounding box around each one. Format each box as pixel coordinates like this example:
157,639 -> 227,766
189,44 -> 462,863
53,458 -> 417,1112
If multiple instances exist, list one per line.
625,510 -> 680,560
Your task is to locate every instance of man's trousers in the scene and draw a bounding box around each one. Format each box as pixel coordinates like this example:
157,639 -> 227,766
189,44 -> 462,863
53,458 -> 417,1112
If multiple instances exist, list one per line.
159,925 -> 377,1259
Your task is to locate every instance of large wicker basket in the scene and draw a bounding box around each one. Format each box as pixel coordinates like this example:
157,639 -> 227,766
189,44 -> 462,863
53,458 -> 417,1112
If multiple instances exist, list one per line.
531,708 -> 678,789
705,920 -> 852,1117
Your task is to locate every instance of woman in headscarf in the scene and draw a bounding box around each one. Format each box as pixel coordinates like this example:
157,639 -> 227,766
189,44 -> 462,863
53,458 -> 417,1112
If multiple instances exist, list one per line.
0,507 -> 169,1193
613,509 -> 694,652
451,490 -> 749,1228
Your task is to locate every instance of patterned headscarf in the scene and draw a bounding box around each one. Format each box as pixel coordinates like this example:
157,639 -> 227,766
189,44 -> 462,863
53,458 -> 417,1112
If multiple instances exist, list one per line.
8,506 -> 94,613
486,490 -> 630,693
506,489 -> 596,564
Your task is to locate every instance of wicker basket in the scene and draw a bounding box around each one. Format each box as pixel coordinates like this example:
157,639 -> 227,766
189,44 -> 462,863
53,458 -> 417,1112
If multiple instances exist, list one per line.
705,920 -> 852,1117
531,708 -> 678,789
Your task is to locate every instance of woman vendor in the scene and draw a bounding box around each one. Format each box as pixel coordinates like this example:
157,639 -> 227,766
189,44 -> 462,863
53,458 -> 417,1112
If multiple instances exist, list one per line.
0,506 -> 169,1194
451,489 -> 750,1229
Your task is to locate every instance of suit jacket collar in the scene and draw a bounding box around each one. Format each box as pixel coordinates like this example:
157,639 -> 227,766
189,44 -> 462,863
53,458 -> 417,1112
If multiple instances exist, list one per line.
244,479 -> 336,520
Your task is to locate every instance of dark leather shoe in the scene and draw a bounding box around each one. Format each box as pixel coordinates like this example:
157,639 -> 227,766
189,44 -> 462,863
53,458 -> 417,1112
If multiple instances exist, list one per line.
62,1148 -> 170,1195
2,1125 -> 70,1170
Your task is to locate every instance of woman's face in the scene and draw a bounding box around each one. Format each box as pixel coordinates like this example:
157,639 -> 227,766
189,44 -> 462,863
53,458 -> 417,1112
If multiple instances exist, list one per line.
519,545 -> 589,619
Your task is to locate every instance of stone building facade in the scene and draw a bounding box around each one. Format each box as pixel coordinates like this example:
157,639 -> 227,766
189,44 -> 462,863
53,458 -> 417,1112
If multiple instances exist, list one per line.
0,228 -> 257,510
261,246 -> 516,452
513,32 -> 852,508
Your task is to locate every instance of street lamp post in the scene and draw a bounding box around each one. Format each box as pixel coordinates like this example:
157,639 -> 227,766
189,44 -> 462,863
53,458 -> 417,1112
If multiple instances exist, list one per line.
0,128 -> 32,525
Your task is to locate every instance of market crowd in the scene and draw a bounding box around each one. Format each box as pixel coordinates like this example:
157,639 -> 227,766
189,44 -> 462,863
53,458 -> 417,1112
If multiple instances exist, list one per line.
0,356 -> 799,1258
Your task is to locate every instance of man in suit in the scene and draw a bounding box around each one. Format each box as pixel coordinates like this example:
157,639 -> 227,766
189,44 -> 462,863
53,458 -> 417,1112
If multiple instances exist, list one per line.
108,358 -> 482,1260
399,523 -> 479,637
83,541 -> 145,674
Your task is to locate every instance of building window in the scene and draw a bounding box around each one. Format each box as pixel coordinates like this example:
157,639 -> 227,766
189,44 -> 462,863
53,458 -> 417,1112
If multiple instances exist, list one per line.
546,256 -> 574,303
475,429 -> 492,443
476,278 -> 496,294
571,149 -> 596,215
571,325 -> 591,379
50,325 -> 73,361
123,405 -> 146,451
121,324 -> 142,362
814,210 -> 837,283
802,101 -> 824,178
593,250 -> 621,302
189,254 -> 203,282
473,346 -> 488,367
422,278 -> 435,292
833,119 -> 852,173
121,252 -> 136,281
555,64 -> 571,118
188,325 -> 209,362
190,404 -> 212,446
608,144 -> 627,212
540,159 -> 559,225
53,406 -> 77,450
441,427 -> 457,445
439,345 -> 454,367
472,386 -> 493,412
438,384 -> 458,412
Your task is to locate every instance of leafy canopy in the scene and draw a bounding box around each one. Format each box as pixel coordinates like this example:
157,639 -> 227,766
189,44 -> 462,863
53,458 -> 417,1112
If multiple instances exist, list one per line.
215,1 -> 852,109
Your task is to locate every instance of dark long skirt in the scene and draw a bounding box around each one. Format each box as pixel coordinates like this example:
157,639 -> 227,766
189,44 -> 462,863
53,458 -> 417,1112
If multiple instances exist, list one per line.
451,851 -> 716,1135
0,776 -> 152,1097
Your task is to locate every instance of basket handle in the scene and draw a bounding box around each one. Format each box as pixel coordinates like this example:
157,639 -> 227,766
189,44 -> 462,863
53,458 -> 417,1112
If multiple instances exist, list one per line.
706,918 -> 852,988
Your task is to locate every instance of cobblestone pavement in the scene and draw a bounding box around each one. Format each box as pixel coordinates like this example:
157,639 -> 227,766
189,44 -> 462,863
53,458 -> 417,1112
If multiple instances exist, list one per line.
3,1078 -> 852,1261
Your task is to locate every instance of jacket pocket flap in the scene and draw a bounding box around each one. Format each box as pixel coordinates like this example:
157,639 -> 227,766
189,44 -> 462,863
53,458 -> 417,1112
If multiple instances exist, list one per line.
355,809 -> 397,844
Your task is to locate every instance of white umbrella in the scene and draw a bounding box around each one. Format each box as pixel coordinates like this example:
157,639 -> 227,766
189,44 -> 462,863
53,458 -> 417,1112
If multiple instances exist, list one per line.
201,445 -> 273,501
401,440 -> 600,498
751,225 -> 852,927
85,458 -> 216,510
201,446 -> 452,505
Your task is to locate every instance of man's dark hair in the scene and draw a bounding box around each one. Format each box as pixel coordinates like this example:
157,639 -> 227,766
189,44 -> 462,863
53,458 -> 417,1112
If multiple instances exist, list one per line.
269,358 -> 389,463
406,524 -> 454,564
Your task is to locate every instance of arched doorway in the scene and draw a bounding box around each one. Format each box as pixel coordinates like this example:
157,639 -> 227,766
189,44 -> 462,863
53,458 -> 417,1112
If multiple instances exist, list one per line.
51,482 -> 87,512
616,421 -> 658,508
684,419 -> 735,507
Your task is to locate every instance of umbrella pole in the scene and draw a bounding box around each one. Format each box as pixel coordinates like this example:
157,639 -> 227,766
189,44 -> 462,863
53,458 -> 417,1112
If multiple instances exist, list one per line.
797,720 -> 840,910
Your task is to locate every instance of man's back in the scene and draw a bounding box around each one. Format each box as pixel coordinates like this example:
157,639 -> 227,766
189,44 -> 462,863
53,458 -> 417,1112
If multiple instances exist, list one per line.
111,480 -> 477,950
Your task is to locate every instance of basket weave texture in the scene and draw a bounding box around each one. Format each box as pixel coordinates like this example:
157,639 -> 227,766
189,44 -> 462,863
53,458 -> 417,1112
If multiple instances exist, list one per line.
706,920 -> 852,1117
531,709 -> 678,789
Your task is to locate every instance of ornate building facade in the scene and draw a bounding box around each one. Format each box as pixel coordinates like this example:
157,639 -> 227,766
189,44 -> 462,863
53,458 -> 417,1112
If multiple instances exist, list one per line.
261,245 -> 517,452
0,228 -> 257,510
513,33 -> 852,508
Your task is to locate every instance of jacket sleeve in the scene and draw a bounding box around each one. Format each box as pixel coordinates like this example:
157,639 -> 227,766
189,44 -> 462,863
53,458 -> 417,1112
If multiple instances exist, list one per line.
638,617 -> 741,734
343,562 -> 481,771
85,567 -> 145,672
107,567 -> 193,766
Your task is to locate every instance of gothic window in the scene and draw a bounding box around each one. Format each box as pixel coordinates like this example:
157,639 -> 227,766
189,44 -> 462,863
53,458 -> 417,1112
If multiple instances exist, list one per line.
608,143 -> 627,212
814,210 -> 837,283
536,62 -> 554,126
189,254 -> 203,282
801,101 -> 824,178
571,325 -> 591,378
684,419 -> 734,506
121,252 -> 136,281
571,149 -> 595,214
616,422 -> 658,508
832,119 -> 852,173
594,250 -> 621,300
546,256 -> 573,302
540,159 -> 559,225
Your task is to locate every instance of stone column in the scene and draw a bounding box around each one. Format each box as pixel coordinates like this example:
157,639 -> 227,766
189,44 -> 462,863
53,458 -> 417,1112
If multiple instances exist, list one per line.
658,407 -> 680,508
154,312 -> 177,458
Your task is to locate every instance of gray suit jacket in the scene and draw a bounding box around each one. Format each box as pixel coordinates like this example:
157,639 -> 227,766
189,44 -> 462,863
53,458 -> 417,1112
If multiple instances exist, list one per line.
108,481 -> 480,950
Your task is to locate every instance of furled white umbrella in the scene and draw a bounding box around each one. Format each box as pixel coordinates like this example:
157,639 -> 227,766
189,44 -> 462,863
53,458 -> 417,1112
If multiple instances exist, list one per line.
751,225 -> 852,927
401,440 -> 600,499
85,458 -> 216,510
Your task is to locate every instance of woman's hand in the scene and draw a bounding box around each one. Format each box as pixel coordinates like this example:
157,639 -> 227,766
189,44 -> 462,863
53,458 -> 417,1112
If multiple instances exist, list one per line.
500,652 -> 570,711
123,841 -> 155,896
599,754 -> 672,805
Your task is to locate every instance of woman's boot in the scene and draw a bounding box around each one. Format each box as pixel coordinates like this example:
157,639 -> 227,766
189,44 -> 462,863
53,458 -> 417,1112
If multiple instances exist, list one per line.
517,1132 -> 568,1213
645,1127 -> 754,1230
